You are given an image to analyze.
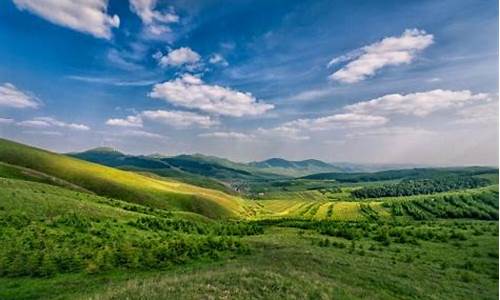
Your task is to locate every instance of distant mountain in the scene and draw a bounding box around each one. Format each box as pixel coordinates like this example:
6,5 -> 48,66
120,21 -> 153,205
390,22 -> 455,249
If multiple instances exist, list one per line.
68,149 -> 285,192
248,158 -> 344,177
73,149 -> 387,182
70,148 -> 169,169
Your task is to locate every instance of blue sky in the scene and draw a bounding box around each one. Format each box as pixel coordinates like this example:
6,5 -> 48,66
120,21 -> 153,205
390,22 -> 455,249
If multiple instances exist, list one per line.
0,0 -> 498,165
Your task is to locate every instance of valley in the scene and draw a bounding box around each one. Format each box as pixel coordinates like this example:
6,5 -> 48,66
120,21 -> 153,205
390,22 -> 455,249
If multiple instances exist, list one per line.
0,138 -> 498,299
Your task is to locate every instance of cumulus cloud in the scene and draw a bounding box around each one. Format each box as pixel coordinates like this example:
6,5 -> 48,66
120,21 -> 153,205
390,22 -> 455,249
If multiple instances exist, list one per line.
345,89 -> 490,117
149,74 -> 274,117
329,29 -> 434,83
106,115 -> 143,127
107,109 -> 218,129
18,117 -> 90,131
129,0 -> 178,36
255,88 -> 491,145
141,110 -> 217,128
158,47 -> 201,68
208,54 -> 229,66
0,83 -> 40,109
13,0 -> 119,39
198,131 -> 253,140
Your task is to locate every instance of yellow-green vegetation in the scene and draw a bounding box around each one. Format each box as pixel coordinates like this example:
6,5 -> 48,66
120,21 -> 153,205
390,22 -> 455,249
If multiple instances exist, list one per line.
0,138 -> 252,219
255,200 -> 370,221
0,138 -> 498,300
1,222 -> 497,300
0,178 -> 263,280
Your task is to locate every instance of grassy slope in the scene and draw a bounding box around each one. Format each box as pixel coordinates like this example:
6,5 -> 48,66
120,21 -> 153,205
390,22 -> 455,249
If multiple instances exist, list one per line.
87,225 -> 498,300
0,138 -> 497,299
0,178 -> 143,221
68,149 -> 237,193
2,223 -> 497,300
0,138 -> 251,219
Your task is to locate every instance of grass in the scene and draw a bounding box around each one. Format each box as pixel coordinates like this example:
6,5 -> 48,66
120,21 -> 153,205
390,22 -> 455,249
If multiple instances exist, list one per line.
0,138 -> 252,219
1,223 -> 497,300
0,138 -> 497,299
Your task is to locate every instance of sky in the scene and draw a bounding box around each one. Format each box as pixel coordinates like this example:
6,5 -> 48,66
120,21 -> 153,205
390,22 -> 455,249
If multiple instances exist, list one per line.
0,0 -> 498,165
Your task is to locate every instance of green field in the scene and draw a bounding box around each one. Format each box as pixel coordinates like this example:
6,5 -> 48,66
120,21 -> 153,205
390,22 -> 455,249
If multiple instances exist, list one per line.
0,138 -> 498,299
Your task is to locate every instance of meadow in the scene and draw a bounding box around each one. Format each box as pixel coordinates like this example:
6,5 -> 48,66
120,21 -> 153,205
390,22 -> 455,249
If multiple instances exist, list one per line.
0,138 -> 498,299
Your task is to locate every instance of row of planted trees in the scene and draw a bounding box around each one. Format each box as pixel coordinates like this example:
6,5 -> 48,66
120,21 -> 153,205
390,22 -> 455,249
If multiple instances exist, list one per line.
0,214 -> 261,277
352,176 -> 490,198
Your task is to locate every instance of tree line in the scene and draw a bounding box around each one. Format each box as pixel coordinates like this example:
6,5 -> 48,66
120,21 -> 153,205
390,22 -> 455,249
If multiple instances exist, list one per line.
351,176 -> 490,198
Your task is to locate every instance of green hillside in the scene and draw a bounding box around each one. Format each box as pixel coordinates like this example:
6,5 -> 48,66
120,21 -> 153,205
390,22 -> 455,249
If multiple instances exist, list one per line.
0,138 -> 498,300
69,148 -> 235,193
69,149 -> 285,192
248,158 -> 344,176
0,177 -> 261,280
0,138 -> 252,219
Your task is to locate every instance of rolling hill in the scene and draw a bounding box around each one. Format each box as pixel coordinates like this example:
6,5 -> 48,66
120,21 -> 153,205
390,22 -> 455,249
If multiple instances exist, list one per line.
68,148 -> 236,193
0,138 -> 498,300
71,149 -> 361,181
248,158 -> 344,176
0,138 -> 255,219
69,149 -> 285,190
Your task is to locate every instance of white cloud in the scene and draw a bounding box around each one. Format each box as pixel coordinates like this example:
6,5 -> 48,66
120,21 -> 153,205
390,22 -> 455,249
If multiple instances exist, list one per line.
329,29 -> 434,83
254,112 -> 388,141
149,74 -> 274,117
256,126 -> 310,141
68,75 -> 156,86
0,118 -> 14,124
158,47 -> 201,68
129,0 -> 178,36
106,109 -> 218,129
18,117 -> 89,131
112,129 -> 164,139
345,126 -> 436,139
23,130 -> 63,136
285,88 -> 334,102
13,0 -> 119,39
345,89 -> 490,117
106,115 -> 143,127
279,113 -> 388,132
310,113 -> 389,129
327,48 -> 364,67
198,131 -> 253,140
141,110 -> 217,128
454,101 -> 499,125
208,54 -> 229,67
0,83 -> 40,109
